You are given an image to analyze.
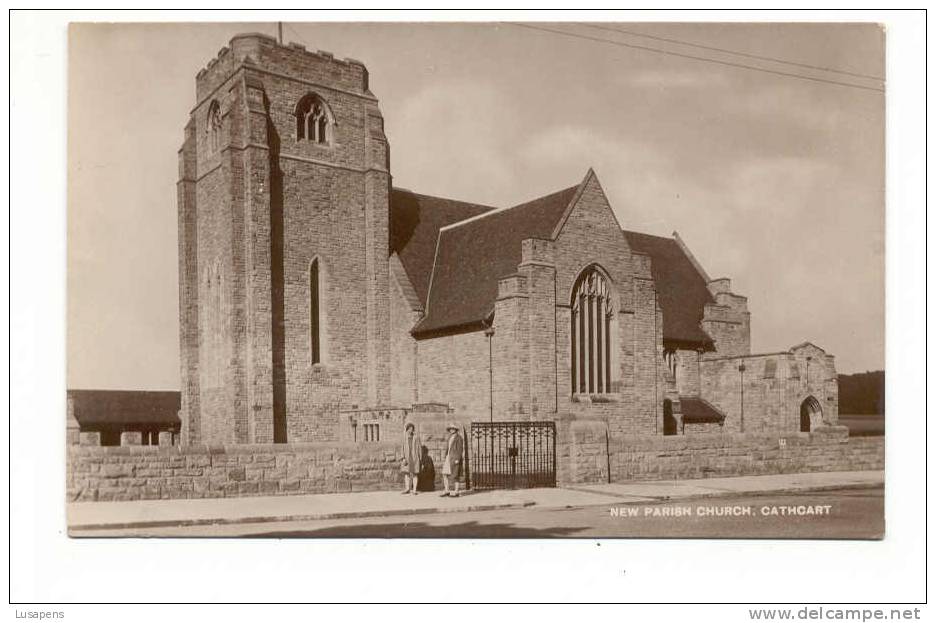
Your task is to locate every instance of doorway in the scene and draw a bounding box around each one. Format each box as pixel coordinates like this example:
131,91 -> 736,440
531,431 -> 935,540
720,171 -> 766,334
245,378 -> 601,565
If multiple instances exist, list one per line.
800,396 -> 822,432
663,399 -> 677,435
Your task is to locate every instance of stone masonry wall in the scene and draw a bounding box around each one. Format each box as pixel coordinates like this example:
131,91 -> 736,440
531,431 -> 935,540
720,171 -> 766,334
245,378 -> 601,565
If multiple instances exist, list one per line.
701,278 -> 751,358
68,418 -> 880,501
416,329 -> 491,422
388,262 -> 420,408
492,273 -> 528,419
181,34 -> 392,445
700,344 -> 838,434
683,421 -> 723,435
67,412 -> 476,502
68,442 -> 403,502
630,254 -> 663,436
553,173 -> 638,427
567,421 -> 882,484
177,118 -> 201,445
675,348 -> 701,397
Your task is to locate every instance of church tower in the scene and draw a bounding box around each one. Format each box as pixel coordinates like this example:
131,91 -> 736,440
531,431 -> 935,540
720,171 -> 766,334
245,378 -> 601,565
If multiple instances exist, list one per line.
178,33 -> 391,445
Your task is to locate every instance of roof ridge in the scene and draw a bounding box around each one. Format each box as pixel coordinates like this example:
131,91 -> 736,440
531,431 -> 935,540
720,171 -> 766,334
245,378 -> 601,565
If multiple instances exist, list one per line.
391,187 -> 498,210
437,183 -> 580,234
622,228 -> 672,241
418,230 -> 446,323
672,231 -> 712,283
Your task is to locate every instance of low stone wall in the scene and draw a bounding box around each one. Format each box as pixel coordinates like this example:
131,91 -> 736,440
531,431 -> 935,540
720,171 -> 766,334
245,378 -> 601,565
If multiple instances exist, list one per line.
67,442 -> 407,502
682,421 -> 723,435
68,419 -> 883,502
67,413 -> 474,503
568,422 -> 883,484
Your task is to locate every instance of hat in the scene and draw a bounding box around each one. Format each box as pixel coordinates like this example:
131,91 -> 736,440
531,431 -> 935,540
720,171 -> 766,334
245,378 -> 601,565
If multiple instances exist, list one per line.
404,422 -> 415,431
446,422 -> 459,432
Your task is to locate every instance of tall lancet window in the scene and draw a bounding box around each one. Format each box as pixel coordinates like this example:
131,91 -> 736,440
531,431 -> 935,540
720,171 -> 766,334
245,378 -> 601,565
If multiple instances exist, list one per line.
204,261 -> 224,387
571,268 -> 613,394
295,93 -> 332,145
206,100 -> 222,153
310,259 -> 321,364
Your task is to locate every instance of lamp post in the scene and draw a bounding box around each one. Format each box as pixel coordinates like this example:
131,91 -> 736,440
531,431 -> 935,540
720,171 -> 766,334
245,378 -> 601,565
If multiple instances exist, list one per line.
484,324 -> 495,423
738,363 -> 746,432
483,322 -> 495,480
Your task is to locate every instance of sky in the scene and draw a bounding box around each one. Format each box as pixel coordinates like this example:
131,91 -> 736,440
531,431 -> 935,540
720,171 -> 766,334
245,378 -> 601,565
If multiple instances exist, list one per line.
67,21 -> 885,390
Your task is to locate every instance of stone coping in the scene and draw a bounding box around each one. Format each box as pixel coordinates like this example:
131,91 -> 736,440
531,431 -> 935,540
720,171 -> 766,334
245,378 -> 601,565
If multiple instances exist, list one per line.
69,425 -> 852,456
68,440 -> 401,457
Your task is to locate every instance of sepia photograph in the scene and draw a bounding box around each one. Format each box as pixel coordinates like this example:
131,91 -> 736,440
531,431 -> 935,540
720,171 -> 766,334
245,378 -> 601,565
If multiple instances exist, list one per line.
11,8 -> 928,609
63,20 -> 887,540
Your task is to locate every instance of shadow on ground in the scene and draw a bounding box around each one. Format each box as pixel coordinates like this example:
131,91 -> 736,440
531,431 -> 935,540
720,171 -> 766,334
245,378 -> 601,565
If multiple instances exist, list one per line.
246,519 -> 590,538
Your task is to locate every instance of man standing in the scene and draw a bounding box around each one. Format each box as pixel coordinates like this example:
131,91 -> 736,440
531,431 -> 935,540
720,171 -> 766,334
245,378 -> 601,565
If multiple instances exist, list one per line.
440,423 -> 464,497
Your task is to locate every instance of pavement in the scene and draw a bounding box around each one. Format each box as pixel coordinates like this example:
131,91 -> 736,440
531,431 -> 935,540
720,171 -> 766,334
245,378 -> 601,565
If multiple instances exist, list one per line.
67,469 -> 883,533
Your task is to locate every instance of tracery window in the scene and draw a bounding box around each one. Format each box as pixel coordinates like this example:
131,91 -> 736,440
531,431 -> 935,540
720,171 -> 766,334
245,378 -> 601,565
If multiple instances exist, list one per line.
571,268 -> 614,394
295,93 -> 332,144
663,349 -> 678,378
206,100 -> 222,153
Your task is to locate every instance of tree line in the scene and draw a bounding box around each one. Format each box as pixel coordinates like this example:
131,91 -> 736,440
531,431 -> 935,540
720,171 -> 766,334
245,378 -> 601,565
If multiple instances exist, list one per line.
837,370 -> 885,415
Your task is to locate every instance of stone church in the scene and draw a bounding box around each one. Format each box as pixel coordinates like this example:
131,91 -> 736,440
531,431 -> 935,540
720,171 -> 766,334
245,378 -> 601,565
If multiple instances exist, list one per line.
177,32 -> 838,449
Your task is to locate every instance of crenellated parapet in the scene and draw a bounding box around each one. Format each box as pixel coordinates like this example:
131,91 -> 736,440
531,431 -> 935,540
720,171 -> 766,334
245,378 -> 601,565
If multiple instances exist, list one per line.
702,277 -> 751,358
195,33 -> 371,106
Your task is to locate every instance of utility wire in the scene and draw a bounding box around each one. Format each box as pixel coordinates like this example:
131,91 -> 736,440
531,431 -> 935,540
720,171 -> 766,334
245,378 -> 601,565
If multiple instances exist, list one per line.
284,23 -> 304,46
510,23 -> 884,93
583,23 -> 884,82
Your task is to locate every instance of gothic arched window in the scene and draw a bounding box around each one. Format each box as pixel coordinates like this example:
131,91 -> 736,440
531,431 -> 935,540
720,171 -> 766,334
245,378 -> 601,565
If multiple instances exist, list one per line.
295,93 -> 332,145
571,268 -> 614,394
206,100 -> 222,153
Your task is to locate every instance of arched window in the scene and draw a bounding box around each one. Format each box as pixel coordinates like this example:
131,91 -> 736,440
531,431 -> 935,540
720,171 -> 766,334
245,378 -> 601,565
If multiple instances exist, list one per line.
295,93 -> 332,145
663,349 -> 678,378
571,268 -> 614,394
310,259 -> 321,364
206,100 -> 222,153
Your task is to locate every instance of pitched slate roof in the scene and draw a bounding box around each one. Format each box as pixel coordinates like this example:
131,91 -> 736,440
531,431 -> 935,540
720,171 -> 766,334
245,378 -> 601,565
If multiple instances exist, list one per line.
680,397 -> 726,424
67,390 -> 181,427
389,189 -> 495,307
390,179 -> 717,345
623,230 -> 715,348
412,184 -> 581,336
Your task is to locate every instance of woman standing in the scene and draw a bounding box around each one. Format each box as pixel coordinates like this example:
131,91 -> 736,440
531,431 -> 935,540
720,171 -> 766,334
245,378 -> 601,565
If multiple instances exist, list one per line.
400,422 -> 422,495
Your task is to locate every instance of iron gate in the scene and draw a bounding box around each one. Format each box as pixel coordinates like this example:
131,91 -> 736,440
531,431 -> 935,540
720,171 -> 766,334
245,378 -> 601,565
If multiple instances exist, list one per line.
467,421 -> 556,490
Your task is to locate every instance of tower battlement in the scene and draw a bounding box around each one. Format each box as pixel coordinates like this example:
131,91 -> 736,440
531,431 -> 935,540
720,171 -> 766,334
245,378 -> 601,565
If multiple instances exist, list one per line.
194,33 -> 371,106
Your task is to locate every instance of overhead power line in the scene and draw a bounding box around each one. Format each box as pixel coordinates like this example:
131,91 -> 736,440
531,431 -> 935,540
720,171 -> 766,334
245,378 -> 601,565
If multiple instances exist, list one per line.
510,23 -> 884,93
284,23 -> 304,46
583,23 -> 884,82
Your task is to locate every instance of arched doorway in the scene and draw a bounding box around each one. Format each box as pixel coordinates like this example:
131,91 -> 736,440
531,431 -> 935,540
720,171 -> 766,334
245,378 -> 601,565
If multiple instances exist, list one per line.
663,399 -> 677,435
800,396 -> 822,432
